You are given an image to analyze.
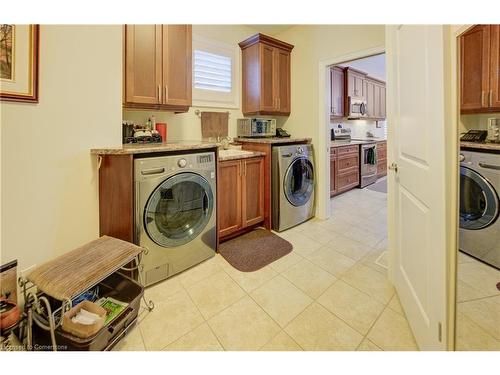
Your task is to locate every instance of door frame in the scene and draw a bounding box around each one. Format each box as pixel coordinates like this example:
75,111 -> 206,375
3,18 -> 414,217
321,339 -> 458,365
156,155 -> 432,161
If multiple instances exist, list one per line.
316,45 -> 385,220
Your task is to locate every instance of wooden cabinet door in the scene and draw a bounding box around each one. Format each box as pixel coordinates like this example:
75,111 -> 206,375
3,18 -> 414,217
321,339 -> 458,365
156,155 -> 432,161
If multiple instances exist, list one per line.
365,79 -> 376,118
162,25 -> 192,107
346,69 -> 365,98
124,25 -> 162,105
275,48 -> 291,114
242,158 -> 265,227
260,44 -> 276,111
330,149 -> 338,196
490,25 -> 500,110
379,84 -> 386,119
330,67 -> 344,117
218,160 -> 242,238
460,25 -> 491,113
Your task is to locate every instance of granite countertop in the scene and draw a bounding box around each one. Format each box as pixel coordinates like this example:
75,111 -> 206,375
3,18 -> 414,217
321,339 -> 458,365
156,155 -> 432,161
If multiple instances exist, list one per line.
460,141 -> 500,152
330,138 -> 386,147
235,137 -> 312,144
218,150 -> 266,162
91,141 -> 220,155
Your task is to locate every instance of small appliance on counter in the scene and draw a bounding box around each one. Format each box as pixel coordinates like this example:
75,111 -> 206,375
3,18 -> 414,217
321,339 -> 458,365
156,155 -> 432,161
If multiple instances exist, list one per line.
331,125 -> 352,142
460,130 -> 488,143
237,118 -> 276,138
276,128 -> 290,138
122,121 -> 162,144
487,118 -> 500,143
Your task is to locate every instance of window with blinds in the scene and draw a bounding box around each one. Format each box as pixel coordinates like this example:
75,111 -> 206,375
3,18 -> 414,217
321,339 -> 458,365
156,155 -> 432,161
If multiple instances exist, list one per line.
192,34 -> 239,108
194,50 -> 232,93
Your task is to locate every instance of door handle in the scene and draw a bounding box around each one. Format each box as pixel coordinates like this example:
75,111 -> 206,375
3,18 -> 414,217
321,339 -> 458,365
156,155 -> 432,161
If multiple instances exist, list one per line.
479,162 -> 500,171
388,162 -> 398,173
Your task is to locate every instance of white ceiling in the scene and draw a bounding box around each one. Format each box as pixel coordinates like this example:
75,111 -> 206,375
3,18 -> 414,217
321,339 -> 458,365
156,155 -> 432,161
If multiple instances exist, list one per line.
339,53 -> 386,81
246,25 -> 295,36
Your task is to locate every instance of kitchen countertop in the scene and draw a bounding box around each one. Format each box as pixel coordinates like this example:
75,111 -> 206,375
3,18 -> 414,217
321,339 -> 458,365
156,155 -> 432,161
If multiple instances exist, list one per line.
235,137 -> 312,144
218,150 -> 266,161
91,141 -> 219,155
330,138 -> 386,147
460,141 -> 500,152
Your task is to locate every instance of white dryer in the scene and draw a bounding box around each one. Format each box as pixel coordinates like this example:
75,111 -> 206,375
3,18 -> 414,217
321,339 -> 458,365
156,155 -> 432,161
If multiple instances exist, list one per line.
135,152 -> 217,286
272,144 -> 315,232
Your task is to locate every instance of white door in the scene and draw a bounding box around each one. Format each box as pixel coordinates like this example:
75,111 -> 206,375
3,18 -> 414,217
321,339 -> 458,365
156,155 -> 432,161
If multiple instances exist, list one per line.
386,25 -> 448,350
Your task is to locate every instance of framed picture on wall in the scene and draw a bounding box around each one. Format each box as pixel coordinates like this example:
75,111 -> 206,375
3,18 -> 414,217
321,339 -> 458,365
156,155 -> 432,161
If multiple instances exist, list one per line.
0,24 -> 39,103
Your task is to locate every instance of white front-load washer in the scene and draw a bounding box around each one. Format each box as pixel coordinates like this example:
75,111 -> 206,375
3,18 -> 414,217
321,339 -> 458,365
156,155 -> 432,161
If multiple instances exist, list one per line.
460,149 -> 500,270
272,143 -> 315,232
135,151 -> 217,286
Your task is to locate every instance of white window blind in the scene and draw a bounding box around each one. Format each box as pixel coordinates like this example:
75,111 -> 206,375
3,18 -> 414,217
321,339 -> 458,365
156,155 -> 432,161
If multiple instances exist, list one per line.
194,50 -> 232,93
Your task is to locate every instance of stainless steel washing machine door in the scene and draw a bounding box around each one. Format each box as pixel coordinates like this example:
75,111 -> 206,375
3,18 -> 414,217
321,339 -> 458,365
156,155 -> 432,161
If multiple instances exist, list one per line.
144,172 -> 214,247
460,166 -> 499,230
284,157 -> 314,207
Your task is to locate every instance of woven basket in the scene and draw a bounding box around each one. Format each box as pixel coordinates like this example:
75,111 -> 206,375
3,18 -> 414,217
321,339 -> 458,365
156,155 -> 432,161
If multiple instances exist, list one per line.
61,301 -> 106,339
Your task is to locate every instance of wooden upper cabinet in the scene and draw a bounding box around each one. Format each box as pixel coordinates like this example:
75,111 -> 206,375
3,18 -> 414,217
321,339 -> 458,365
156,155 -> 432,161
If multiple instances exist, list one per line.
239,33 -> 294,116
124,25 -> 162,105
330,66 -> 344,118
162,25 -> 192,107
490,25 -> 500,109
364,78 -> 376,118
345,68 -> 366,99
460,24 -> 500,114
124,24 -> 192,113
460,25 -> 491,113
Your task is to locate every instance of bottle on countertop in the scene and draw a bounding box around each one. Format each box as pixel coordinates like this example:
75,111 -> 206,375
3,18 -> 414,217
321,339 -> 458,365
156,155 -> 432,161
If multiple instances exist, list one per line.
150,115 -> 156,131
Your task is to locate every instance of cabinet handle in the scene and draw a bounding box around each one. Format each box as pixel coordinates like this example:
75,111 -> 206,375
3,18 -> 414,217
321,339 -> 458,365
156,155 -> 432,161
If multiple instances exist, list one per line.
158,85 -> 162,102
277,98 -> 281,110
490,90 -> 493,107
164,85 -> 169,103
481,91 -> 485,107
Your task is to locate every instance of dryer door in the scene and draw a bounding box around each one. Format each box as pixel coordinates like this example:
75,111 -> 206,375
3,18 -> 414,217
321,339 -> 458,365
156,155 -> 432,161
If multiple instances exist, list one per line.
144,172 -> 214,247
460,166 -> 499,230
283,157 -> 314,207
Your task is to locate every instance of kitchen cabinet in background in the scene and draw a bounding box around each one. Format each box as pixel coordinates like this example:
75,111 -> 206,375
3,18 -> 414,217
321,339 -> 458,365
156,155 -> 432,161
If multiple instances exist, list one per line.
344,67 -> 366,99
331,144 -> 360,196
123,24 -> 192,113
330,66 -> 344,118
239,33 -> 294,116
377,141 -> 387,178
218,157 -> 265,240
460,24 -> 500,114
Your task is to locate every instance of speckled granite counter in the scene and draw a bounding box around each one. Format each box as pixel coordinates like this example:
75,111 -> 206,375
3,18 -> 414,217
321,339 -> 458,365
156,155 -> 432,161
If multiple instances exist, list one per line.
235,137 -> 311,144
218,150 -> 266,162
460,141 -> 500,152
91,141 -> 219,155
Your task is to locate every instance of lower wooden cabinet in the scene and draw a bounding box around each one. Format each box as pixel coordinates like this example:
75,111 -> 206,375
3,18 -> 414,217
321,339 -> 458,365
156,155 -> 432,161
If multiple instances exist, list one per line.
377,141 -> 387,178
331,144 -> 360,196
218,157 -> 265,239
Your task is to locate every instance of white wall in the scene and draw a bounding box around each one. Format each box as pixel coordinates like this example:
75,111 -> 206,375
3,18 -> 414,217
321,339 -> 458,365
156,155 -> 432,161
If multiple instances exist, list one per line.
123,25 -> 260,141
1,25 -> 122,274
274,25 -> 385,218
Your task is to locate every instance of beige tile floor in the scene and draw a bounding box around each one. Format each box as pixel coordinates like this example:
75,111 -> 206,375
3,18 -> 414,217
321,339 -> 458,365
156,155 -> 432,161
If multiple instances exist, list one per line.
115,187 -> 419,351
456,252 -> 500,350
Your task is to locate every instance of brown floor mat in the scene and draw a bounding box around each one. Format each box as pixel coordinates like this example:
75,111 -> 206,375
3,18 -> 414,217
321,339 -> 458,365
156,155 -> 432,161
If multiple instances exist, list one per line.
219,229 -> 293,272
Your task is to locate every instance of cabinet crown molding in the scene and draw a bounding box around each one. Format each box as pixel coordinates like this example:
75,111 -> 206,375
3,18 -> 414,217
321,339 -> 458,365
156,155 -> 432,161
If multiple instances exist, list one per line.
239,33 -> 294,52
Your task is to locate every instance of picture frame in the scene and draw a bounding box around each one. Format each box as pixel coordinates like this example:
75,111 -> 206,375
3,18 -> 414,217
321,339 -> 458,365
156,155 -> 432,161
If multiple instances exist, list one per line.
0,24 -> 39,103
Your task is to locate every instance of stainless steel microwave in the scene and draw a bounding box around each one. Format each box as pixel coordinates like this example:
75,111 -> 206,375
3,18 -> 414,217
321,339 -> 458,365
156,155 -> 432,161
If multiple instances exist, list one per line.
348,97 -> 368,119
237,118 -> 277,138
